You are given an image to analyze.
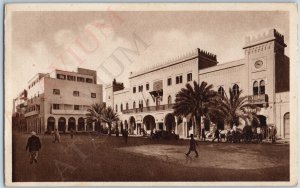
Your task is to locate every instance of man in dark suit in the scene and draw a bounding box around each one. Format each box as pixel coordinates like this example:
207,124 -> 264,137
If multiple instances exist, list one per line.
185,134 -> 199,157
26,131 -> 41,164
212,129 -> 220,143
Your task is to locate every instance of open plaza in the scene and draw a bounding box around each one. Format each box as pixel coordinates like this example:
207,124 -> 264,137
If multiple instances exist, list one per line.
13,133 -> 289,182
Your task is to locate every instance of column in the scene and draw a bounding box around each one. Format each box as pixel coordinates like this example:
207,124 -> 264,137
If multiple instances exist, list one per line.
92,122 -> 95,132
156,122 -> 159,130
65,122 -> 68,132
183,117 -> 187,138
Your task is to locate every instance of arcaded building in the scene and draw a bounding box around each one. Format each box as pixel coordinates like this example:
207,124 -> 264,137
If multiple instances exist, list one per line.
24,68 -> 103,134
106,29 -> 290,139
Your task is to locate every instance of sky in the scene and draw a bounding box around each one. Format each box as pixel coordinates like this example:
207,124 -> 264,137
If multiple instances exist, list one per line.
8,11 -> 289,99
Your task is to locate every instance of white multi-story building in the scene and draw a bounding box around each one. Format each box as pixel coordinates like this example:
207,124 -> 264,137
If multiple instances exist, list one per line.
23,68 -> 103,134
106,29 -> 290,139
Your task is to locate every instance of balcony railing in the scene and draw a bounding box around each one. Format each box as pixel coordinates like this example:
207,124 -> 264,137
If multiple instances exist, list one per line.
24,110 -> 40,117
51,109 -> 87,115
248,94 -> 268,104
122,104 -> 174,114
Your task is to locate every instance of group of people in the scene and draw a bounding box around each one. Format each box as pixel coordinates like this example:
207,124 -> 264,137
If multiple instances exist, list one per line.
202,125 -> 278,143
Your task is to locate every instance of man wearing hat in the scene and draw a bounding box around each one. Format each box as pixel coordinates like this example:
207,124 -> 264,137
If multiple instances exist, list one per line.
25,131 -> 41,164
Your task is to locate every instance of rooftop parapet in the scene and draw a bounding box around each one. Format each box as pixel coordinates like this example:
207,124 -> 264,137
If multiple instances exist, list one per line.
197,48 -> 217,61
130,48 -> 217,78
244,28 -> 286,48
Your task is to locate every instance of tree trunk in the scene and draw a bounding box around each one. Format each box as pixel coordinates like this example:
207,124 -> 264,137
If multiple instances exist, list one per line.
194,115 -> 201,139
108,123 -> 112,136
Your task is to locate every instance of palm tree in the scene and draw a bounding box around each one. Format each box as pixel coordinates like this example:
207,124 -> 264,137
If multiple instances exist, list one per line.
209,88 -> 258,128
86,103 -> 105,131
173,81 -> 217,138
101,106 -> 119,136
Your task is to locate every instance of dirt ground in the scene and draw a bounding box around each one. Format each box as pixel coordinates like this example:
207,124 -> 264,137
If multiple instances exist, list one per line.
12,133 -> 290,182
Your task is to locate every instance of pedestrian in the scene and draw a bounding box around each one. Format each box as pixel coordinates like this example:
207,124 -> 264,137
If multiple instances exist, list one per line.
123,129 -> 128,144
70,128 -> 74,139
185,134 -> 199,158
53,129 -> 60,143
212,129 -> 220,143
271,126 -> 277,144
25,131 -> 41,164
116,128 -> 119,137
201,127 -> 206,141
256,126 -> 262,143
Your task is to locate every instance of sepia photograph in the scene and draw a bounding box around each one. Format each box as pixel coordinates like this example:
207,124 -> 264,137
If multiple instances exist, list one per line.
4,3 -> 298,186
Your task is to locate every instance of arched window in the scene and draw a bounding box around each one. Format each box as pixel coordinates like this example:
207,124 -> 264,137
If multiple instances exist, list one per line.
126,103 -> 129,110
168,95 -> 172,105
120,103 -> 123,111
115,104 -> 118,112
232,84 -> 239,96
253,81 -> 259,95
133,101 -> 136,109
146,99 -> 149,107
260,80 -> 265,94
218,87 -> 225,96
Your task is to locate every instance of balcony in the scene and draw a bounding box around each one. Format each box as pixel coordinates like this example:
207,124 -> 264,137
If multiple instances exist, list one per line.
24,110 -> 40,117
248,94 -> 268,105
122,104 -> 174,114
51,109 -> 87,115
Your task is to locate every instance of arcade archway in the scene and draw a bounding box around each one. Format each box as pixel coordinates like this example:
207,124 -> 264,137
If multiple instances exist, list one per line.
47,117 -> 55,132
165,113 -> 175,132
78,117 -> 85,131
68,117 -> 76,131
143,115 -> 156,131
129,116 -> 136,134
58,117 -> 66,132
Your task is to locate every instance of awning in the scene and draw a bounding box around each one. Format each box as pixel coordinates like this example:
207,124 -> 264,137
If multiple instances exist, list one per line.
149,89 -> 163,101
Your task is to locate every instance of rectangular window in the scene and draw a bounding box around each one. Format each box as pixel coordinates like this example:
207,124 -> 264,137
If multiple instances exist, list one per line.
86,78 -> 93,83
133,87 -> 136,93
176,75 -> 183,84
139,85 -> 143,92
146,83 -> 149,90
77,77 -> 85,82
53,89 -> 60,95
73,91 -> 79,97
57,74 -> 66,80
91,93 -> 96,98
67,75 -> 76,81
53,104 -> 60,110
74,105 -> 79,110
167,78 -> 172,86
187,73 -> 192,82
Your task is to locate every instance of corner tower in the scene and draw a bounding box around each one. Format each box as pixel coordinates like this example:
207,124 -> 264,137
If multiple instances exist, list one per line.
243,28 -> 289,126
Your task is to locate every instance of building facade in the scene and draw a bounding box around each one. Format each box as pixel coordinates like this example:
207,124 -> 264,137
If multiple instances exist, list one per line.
106,29 -> 290,139
22,68 -> 103,134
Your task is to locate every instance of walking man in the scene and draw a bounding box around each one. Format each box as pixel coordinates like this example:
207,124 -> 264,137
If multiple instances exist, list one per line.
26,131 -> 41,164
185,134 -> 199,158
123,129 -> 128,144
53,129 -> 60,143
212,129 -> 220,143
256,126 -> 262,143
201,127 -> 206,141
70,128 -> 75,139
271,126 -> 277,144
